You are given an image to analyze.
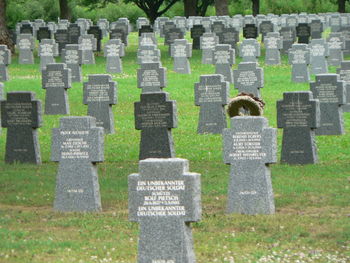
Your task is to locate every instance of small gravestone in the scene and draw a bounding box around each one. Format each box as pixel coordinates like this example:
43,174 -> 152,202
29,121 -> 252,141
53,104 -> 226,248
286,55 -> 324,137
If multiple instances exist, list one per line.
200,32 -> 219,64
83,75 -> 117,134
62,44 -> 83,82
17,34 -> 35,64
0,45 -> 11,81
55,29 -> 70,55
137,44 -> 161,64
288,44 -> 311,83
223,116 -> 277,214
37,26 -> 52,42
233,62 -> 264,98
310,19 -> 323,39
259,20 -> 274,41
239,38 -> 260,63
87,26 -> 102,51
103,39 -> 125,73
213,44 -> 235,83
279,26 -> 296,54
134,92 -> 177,160
190,24 -> 206,50
243,24 -> 258,39
42,63 -> 71,115
128,158 -> 201,263
327,33 -> 344,67
79,34 -> 97,65
296,23 -> 311,44
170,39 -> 192,74
337,61 -> 350,112
309,38 -> 329,75
310,74 -> 346,135
137,62 -> 166,93
264,32 -> 282,65
38,39 -> 58,70
277,91 -> 320,164
52,116 -> 104,212
194,74 -> 229,134
1,92 -> 42,164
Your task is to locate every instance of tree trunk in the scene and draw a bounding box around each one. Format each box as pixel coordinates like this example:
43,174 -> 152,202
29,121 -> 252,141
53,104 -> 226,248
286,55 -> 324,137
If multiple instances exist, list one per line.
252,0 -> 260,16
338,0 -> 346,13
184,0 -> 198,17
59,0 -> 72,21
215,0 -> 229,16
0,0 -> 14,53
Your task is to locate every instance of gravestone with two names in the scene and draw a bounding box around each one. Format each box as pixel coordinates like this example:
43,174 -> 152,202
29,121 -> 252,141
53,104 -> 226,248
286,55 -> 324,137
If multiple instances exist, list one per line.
296,23 -> 311,44
327,32 -> 345,67
264,32 -> 282,65
279,26 -> 296,54
79,34 -> 97,65
239,38 -> 260,63
87,26 -> 103,51
55,29 -> 70,55
137,45 -> 161,65
190,24 -> 206,50
243,24 -> 258,39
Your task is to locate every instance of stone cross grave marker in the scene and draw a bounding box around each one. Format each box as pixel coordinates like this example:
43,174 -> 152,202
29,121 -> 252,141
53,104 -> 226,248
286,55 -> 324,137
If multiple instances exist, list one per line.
51,116 -> 104,212
138,25 -> 153,37
55,29 -> 70,55
310,19 -> 323,39
200,32 -> 218,64
190,24 -> 205,50
87,26 -> 102,51
243,24 -> 258,39
139,32 -> 157,47
42,63 -> 71,115
110,28 -> 126,44
83,74 -> 117,134
309,38 -> 329,75
138,62 -> 167,93
259,20 -> 274,42
97,19 -> 109,37
164,27 -> 185,50
211,21 -> 225,37
0,45 -> 11,81
103,39 -> 125,73
264,32 -> 282,65
222,116 -> 277,214
112,21 -> 129,46
62,44 -> 83,82
137,45 -> 161,65
221,27 -> 240,51
336,61 -> 350,112
213,44 -> 235,83
79,34 -> 97,65
137,17 -> 150,30
194,74 -> 229,134
288,44 -> 311,83
310,74 -> 346,135
37,26 -> 52,42
134,92 -> 177,160
330,14 -> 341,32
277,91 -> 320,164
68,23 -> 81,44
1,92 -> 42,164
279,26 -> 296,54
128,158 -> 201,263
233,62 -> 264,98
327,32 -> 345,67
38,39 -> 58,70
296,23 -> 311,44
239,38 -> 260,63
17,34 -> 35,64
170,39 -> 192,74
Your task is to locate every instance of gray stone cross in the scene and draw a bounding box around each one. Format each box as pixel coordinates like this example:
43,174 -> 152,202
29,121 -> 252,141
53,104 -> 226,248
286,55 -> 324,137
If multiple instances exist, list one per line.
103,39 -> 125,73
288,44 -> 310,83
212,44 -> 235,83
233,62 -> 264,98
170,39 -> 192,74
61,44 -> 83,82
137,62 -> 167,93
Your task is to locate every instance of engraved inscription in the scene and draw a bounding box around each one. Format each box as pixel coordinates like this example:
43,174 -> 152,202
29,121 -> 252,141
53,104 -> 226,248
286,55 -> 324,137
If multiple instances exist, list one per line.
60,131 -> 90,159
5,103 -> 32,125
229,131 -> 266,160
137,102 -> 170,128
85,84 -> 110,102
197,84 -> 223,103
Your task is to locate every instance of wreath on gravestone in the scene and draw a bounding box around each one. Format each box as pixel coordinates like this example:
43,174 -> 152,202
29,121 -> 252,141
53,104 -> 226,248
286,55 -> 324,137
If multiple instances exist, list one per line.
227,93 -> 265,117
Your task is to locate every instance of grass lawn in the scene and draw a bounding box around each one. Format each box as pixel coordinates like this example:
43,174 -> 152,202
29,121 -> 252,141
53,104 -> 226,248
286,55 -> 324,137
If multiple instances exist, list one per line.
0,32 -> 349,263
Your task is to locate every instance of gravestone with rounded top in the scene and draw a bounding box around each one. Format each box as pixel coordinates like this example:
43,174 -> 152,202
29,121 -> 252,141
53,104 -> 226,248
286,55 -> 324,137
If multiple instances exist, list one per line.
103,39 -> 125,73
194,74 -> 229,134
213,44 -> 235,83
52,116 -> 104,212
310,74 -> 346,135
62,44 -> 83,82
336,61 -> 350,112
83,74 -> 117,134
79,34 -> 97,65
264,32 -> 282,65
288,44 -> 311,83
138,62 -> 166,93
42,63 -> 71,115
128,158 -> 201,263
223,116 -> 277,214
134,92 -> 177,160
0,45 -> 11,81
38,39 -> 58,70
277,91 -> 320,164
309,39 -> 329,75
239,38 -> 260,63
200,32 -> 219,64
17,34 -> 35,64
170,39 -> 192,74
233,62 -> 264,98
1,92 -> 42,164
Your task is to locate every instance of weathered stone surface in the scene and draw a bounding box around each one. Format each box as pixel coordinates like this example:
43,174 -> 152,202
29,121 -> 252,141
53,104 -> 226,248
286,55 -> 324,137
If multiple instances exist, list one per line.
55,29 -> 70,55
52,116 -> 104,212
79,34 -> 97,65
200,33 -> 219,64
87,26 -> 103,51
190,24 -> 205,50
327,32 -> 345,67
264,32 -> 282,65
137,45 -> 161,65
296,23 -> 311,44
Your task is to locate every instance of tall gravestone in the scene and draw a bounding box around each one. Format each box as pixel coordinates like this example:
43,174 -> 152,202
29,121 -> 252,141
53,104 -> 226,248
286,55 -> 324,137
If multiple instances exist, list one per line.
233,62 -> 264,98
170,39 -> 192,74
87,26 -> 103,52
194,74 -> 229,134
1,92 -> 42,164
337,61 -> 350,112
55,29 -> 70,55
309,38 -> 329,75
52,116 -> 104,212
38,39 -> 58,70
79,34 -> 97,65
200,32 -> 219,64
83,75 -> 117,134
288,44 -> 311,83
138,62 -> 166,93
17,34 -> 35,64
239,38 -> 260,63
223,116 -> 277,214
0,45 -> 11,81
128,158 -> 201,263
277,91 -> 320,164
68,24 -> 81,44
327,33 -> 344,67
190,24 -> 205,50
134,92 -> 177,160
213,44 -> 235,83
310,74 -> 346,135
264,32 -> 282,65
62,44 -> 83,82
42,63 -> 71,115
103,39 -> 125,73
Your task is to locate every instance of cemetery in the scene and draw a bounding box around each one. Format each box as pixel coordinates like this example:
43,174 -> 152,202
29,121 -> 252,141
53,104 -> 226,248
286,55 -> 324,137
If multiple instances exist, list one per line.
0,7 -> 349,263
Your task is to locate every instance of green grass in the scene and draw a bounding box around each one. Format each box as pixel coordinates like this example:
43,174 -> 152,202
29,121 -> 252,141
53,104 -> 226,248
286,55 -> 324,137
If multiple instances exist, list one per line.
0,32 -> 349,263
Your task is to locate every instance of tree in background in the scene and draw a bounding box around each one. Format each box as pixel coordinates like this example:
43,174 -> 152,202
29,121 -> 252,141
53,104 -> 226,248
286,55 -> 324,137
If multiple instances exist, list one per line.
338,0 -> 349,12
0,0 -> 14,52
252,0 -> 259,16
59,0 -> 72,20
215,0 -> 229,15
184,0 -> 215,17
